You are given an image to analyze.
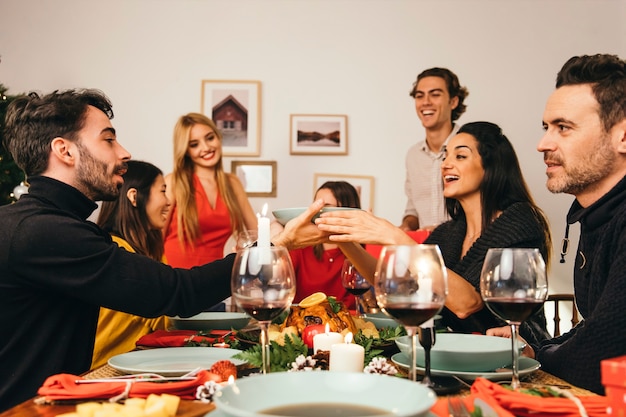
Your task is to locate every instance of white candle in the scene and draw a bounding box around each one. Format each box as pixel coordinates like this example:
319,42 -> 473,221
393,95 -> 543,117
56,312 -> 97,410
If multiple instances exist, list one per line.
257,203 -> 271,264
329,333 -> 365,372
313,324 -> 343,352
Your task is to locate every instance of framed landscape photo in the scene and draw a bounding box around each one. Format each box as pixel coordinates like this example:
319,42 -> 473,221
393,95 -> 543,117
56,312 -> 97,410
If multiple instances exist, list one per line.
313,173 -> 375,211
290,114 -> 348,155
201,80 -> 261,156
231,160 -> 277,197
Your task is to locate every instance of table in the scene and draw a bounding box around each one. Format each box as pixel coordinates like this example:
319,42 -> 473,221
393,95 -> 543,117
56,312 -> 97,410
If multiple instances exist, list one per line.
0,359 -> 596,417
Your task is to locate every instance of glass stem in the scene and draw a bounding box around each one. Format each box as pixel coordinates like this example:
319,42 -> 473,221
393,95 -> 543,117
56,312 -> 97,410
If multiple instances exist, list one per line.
259,320 -> 271,374
407,327 -> 418,382
510,323 -> 520,390
419,326 -> 435,387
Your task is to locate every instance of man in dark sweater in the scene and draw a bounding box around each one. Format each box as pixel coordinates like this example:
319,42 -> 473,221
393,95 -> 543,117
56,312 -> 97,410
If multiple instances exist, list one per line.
0,89 -> 326,411
490,54 -> 626,394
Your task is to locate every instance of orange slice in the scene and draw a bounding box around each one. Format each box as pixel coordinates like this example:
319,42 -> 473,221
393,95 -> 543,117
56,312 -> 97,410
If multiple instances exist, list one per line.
299,292 -> 327,308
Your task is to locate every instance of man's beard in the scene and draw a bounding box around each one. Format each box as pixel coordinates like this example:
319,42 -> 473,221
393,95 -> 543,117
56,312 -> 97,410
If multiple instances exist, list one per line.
75,143 -> 126,201
545,134 -> 616,195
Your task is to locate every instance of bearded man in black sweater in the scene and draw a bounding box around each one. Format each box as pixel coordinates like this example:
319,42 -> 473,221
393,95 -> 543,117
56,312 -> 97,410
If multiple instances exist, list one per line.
0,89 -> 326,411
489,53 -> 626,395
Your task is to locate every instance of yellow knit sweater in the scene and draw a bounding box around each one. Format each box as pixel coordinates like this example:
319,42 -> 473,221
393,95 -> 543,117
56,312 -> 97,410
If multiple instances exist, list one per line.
90,236 -> 169,369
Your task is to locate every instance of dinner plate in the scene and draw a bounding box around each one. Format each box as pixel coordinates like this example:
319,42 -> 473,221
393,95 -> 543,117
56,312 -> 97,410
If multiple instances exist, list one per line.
108,347 -> 246,376
168,312 -> 251,331
391,353 -> 540,381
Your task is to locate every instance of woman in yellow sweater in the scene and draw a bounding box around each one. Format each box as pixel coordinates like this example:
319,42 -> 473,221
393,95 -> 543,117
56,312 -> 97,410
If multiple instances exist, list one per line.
92,160 -> 172,368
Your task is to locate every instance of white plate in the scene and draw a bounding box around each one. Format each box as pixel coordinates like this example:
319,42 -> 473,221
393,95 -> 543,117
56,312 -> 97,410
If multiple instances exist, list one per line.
391,353 -> 540,381
214,372 -> 436,417
108,347 -> 246,376
168,312 -> 251,331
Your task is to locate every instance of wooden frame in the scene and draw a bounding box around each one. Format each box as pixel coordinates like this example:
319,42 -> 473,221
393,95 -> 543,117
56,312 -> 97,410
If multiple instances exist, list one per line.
290,114 -> 348,155
231,160 -> 277,197
201,80 -> 261,156
313,173 -> 375,211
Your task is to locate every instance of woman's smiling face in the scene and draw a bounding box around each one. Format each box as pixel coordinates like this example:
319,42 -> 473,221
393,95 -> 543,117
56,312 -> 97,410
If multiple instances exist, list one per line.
441,132 -> 485,200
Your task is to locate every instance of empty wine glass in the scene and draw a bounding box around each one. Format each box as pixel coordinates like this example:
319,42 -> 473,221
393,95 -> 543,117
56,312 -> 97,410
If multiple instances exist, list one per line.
480,248 -> 548,390
375,244 -> 447,383
231,246 -> 296,374
341,260 -> 371,317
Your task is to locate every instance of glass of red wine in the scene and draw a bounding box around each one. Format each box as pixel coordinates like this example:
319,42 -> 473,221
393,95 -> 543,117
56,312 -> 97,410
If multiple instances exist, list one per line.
231,246 -> 295,374
375,244 -> 447,383
341,260 -> 371,317
480,248 -> 548,390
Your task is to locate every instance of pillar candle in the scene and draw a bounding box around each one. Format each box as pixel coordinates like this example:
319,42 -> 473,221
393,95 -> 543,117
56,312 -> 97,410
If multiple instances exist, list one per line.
257,203 -> 271,264
329,333 -> 365,372
313,324 -> 343,352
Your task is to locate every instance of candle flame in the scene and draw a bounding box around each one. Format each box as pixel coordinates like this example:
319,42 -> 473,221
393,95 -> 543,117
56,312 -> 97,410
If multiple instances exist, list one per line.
325,323 -> 330,334
261,203 -> 268,217
344,332 -> 353,344
228,375 -> 235,384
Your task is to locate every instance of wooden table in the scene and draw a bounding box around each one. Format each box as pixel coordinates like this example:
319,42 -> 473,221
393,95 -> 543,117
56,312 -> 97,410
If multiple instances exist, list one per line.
0,360 -> 596,417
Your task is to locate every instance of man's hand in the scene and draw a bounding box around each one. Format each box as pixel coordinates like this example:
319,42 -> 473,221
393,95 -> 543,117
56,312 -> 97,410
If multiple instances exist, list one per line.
271,200 -> 329,250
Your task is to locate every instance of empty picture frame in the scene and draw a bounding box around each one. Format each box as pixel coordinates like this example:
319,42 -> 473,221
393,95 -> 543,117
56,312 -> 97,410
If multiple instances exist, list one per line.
290,114 -> 348,155
201,80 -> 261,156
313,173 -> 375,211
232,160 -> 277,197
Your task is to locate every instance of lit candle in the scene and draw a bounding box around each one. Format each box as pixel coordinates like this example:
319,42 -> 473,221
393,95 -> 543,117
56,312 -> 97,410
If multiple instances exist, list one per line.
329,332 -> 365,372
257,203 -> 271,264
313,324 -> 343,352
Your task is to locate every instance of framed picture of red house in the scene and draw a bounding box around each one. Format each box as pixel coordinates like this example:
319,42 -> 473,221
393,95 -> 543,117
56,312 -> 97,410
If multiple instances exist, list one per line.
290,114 -> 348,155
201,80 -> 261,156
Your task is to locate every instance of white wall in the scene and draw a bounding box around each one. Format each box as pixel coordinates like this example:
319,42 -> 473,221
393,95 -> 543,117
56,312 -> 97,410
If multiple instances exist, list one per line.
1,0 -> 625,295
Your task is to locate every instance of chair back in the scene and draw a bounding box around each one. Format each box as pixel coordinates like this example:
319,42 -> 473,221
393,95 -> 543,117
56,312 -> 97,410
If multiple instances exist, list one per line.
547,293 -> 579,337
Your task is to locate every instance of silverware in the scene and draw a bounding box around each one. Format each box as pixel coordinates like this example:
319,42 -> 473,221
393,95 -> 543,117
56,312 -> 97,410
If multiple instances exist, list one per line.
76,367 -> 204,384
447,396 -> 471,417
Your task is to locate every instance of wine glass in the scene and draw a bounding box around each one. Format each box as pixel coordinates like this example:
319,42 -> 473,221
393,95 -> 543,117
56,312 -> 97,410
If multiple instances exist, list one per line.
236,230 -> 257,251
480,248 -> 548,390
375,244 -> 447,383
231,246 -> 296,374
341,260 -> 371,317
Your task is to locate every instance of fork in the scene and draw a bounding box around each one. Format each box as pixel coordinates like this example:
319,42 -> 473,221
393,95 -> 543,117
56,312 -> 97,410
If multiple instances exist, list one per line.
447,396 -> 471,417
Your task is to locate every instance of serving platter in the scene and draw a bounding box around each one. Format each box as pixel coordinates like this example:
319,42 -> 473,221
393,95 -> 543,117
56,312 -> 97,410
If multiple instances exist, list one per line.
391,353 -> 540,381
108,347 -> 246,376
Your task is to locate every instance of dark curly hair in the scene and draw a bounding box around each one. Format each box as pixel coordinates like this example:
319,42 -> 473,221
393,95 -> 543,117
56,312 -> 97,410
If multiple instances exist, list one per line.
409,67 -> 469,122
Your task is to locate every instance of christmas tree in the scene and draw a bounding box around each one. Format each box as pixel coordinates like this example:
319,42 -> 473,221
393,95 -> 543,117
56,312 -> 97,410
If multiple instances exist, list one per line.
0,82 -> 27,205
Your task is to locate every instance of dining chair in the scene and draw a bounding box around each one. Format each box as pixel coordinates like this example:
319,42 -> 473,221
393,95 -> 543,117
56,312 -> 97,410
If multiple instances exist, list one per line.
546,293 -> 579,337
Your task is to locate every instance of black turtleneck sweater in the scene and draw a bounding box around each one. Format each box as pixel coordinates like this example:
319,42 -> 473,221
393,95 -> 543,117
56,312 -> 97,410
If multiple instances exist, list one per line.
425,202 -> 551,346
535,175 -> 626,394
0,176 -> 234,411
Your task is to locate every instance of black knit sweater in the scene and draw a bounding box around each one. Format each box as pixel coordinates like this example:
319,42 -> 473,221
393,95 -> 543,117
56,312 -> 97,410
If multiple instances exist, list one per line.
535,175 -> 626,394
425,202 -> 551,346
0,176 -> 234,411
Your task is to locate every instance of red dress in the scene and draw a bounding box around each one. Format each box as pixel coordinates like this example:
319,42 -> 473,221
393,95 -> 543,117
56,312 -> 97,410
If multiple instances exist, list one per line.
164,175 -> 233,268
289,246 -> 355,307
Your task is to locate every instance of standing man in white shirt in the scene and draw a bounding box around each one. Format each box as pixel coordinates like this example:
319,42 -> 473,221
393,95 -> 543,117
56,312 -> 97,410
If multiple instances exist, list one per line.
400,68 -> 469,231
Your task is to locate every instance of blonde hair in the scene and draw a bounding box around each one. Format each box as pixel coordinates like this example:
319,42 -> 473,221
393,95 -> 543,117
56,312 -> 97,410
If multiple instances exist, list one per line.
171,113 -> 245,248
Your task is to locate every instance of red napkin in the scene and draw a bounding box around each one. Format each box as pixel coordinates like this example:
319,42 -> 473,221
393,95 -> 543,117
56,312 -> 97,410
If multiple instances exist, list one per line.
471,377 -> 609,416
430,378 -> 608,417
430,391 -> 514,417
37,370 -> 221,401
136,330 -> 233,348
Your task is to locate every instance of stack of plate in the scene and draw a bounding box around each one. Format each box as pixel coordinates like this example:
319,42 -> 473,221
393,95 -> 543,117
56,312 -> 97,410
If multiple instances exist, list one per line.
392,333 -> 540,381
